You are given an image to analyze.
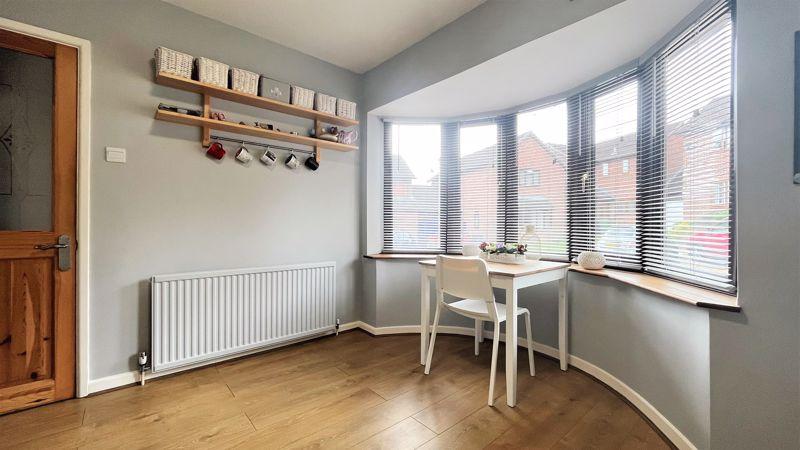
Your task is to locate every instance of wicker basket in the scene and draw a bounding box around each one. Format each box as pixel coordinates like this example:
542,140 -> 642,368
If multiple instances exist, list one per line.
314,93 -> 337,114
291,85 -> 315,109
336,98 -> 357,120
154,47 -> 193,79
196,57 -> 229,88
230,68 -> 259,95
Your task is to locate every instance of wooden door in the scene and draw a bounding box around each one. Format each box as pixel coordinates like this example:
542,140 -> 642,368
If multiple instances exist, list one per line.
0,28 -> 77,415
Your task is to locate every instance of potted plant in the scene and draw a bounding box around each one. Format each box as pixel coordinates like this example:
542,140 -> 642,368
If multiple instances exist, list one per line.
478,242 -> 528,265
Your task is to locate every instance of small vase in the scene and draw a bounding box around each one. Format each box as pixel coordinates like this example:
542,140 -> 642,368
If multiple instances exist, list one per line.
520,225 -> 542,261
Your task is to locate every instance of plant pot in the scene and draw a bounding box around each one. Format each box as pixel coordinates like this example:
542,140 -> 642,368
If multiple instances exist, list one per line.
482,252 -> 527,265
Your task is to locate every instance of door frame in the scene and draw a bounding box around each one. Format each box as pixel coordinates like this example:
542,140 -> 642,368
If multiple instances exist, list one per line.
0,17 -> 92,398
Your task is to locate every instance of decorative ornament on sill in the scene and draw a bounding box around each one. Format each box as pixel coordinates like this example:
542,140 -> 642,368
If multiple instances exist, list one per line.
577,251 -> 606,270
520,225 -> 542,261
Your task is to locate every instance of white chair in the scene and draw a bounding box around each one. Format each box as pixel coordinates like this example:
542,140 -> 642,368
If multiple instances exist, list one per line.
424,255 -> 535,406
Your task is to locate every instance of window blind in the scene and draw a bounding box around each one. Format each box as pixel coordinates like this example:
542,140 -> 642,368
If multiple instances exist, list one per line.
458,121 -> 500,245
639,0 -> 735,291
568,73 -> 641,269
381,0 -> 735,293
382,122 -> 443,252
517,102 -> 569,259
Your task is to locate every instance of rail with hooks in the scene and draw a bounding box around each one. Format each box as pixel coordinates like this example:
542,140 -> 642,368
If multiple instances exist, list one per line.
209,135 -> 315,155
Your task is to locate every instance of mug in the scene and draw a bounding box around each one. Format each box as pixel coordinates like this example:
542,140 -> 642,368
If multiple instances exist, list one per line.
304,155 -> 319,171
285,153 -> 300,169
235,146 -> 253,163
462,244 -> 480,257
206,142 -> 225,160
260,149 -> 277,166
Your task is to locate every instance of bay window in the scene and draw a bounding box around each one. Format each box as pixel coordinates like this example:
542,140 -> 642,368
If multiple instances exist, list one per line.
381,0 -> 735,292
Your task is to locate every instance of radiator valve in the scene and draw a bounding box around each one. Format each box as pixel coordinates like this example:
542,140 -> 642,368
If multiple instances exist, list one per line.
138,351 -> 148,386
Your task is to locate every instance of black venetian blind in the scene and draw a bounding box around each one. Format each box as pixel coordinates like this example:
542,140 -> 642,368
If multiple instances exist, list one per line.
382,0 -> 736,293
639,0 -> 735,291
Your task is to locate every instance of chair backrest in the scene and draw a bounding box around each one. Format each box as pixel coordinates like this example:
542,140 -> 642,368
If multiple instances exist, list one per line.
435,255 -> 495,304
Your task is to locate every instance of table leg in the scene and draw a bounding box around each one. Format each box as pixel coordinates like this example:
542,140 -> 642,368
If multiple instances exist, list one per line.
420,272 -> 431,365
505,284 -> 518,407
558,274 -> 568,371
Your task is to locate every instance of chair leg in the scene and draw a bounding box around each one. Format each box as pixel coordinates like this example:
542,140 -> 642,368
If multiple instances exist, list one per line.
474,319 -> 482,356
424,303 -> 443,375
488,324 -> 500,406
524,311 -> 535,376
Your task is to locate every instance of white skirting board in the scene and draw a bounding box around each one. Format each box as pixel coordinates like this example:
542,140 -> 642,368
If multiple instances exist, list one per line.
335,321 -> 695,450
87,321 -> 694,450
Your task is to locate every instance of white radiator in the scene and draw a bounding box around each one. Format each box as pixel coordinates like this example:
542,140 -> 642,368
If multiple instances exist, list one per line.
150,262 -> 336,373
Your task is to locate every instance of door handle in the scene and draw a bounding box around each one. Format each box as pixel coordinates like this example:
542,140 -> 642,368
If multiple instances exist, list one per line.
34,243 -> 68,250
34,235 -> 71,271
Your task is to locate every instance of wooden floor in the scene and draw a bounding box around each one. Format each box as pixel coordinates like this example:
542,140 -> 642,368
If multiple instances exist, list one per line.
0,331 -> 671,449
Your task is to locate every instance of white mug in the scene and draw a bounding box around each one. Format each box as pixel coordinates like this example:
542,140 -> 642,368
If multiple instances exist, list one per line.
285,153 -> 300,169
235,146 -> 253,163
462,244 -> 480,257
260,149 -> 277,166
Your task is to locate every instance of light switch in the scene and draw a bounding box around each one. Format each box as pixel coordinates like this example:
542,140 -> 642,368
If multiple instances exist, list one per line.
106,147 -> 126,163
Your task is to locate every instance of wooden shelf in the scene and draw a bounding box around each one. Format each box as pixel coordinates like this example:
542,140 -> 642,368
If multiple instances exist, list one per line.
155,109 -> 358,152
155,72 -> 359,127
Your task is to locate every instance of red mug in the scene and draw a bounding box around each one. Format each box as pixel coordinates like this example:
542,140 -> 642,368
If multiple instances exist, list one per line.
206,142 -> 226,160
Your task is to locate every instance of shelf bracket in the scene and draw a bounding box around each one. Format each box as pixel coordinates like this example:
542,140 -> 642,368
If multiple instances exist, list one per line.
202,93 -> 211,147
314,118 -> 322,162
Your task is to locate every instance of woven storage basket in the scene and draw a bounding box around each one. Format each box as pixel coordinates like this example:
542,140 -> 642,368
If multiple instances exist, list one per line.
291,85 -> 315,109
230,68 -> 259,95
314,93 -> 337,114
196,57 -> 229,88
336,98 -> 357,120
155,47 -> 193,79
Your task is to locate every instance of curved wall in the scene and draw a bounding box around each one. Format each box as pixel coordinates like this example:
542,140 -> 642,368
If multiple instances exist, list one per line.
362,259 -> 710,448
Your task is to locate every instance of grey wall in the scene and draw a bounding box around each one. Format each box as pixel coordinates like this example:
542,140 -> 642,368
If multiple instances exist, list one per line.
708,0 -> 800,448
0,0 -> 363,380
569,273 -> 711,448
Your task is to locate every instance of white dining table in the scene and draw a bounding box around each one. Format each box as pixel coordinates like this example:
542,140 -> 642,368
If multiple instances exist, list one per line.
419,258 -> 570,407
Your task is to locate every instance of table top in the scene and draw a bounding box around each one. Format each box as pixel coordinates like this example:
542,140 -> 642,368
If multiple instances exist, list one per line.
419,258 -> 570,278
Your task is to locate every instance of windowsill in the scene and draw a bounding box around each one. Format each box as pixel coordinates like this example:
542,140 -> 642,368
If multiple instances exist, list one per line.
364,253 -> 439,260
364,254 -> 740,312
569,264 -> 740,312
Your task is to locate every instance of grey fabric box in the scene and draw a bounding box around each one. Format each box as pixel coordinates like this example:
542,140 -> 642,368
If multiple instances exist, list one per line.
259,77 -> 290,103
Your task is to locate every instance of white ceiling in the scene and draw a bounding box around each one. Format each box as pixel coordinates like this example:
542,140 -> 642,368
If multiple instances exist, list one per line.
162,0 -> 485,74
372,0 -> 702,118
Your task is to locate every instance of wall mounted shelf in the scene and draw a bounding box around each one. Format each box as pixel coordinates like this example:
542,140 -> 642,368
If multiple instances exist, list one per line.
154,72 -> 359,160
154,109 -> 358,152
156,72 -> 359,127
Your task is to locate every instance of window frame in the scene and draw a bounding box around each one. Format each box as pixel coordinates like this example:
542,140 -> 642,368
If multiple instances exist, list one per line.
381,0 -> 736,294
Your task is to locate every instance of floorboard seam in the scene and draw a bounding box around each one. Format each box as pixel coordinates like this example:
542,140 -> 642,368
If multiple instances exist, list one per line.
412,416 -> 438,435
243,411 -> 257,432
225,382 -> 236,398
